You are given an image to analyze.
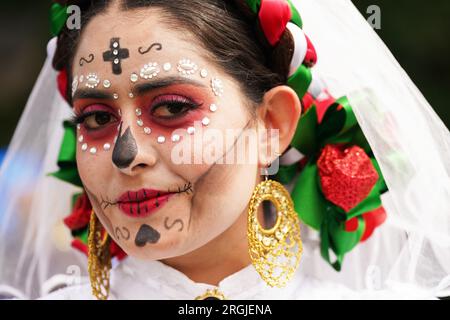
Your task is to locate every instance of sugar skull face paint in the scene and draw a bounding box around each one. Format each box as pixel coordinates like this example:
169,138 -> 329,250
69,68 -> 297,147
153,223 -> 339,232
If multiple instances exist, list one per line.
72,6 -> 265,266
103,38 -> 130,75
112,122 -> 138,169
79,53 -> 95,66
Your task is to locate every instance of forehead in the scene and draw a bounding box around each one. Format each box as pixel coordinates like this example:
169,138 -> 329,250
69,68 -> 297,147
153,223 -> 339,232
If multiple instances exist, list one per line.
72,7 -> 207,78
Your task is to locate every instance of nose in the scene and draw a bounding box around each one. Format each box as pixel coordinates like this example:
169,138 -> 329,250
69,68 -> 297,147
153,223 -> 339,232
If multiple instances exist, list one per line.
112,121 -> 157,175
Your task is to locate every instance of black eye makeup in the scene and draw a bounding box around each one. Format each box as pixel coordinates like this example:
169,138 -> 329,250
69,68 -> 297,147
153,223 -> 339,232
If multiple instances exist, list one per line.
71,104 -> 120,131
71,67 -> 223,148
149,94 -> 203,120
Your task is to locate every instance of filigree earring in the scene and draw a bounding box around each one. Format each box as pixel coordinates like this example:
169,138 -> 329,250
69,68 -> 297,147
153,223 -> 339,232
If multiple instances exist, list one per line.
247,168 -> 303,287
88,210 -> 111,300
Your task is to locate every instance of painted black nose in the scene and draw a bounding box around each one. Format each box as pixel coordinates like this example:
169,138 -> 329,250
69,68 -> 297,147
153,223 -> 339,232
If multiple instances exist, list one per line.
112,122 -> 138,169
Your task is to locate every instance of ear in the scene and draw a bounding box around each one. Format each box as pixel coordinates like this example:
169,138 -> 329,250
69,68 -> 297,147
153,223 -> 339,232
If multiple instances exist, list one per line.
256,85 -> 301,166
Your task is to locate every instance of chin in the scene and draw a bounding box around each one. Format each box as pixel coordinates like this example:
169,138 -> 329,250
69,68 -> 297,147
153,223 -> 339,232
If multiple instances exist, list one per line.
125,236 -> 187,260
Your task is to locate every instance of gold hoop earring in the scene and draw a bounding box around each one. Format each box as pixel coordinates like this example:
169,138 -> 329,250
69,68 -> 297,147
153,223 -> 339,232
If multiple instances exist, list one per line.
247,175 -> 303,288
88,210 -> 111,300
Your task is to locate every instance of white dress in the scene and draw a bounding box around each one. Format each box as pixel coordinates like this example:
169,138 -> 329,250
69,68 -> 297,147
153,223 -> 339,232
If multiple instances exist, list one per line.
38,257 -> 435,300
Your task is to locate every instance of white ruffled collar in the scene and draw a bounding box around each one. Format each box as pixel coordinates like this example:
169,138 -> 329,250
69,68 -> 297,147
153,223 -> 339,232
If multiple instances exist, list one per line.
109,256 -> 306,299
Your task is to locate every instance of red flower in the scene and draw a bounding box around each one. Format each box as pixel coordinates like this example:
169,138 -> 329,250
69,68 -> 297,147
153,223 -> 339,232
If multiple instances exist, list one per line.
301,93 -> 315,114
64,193 -> 92,231
71,238 -> 128,260
318,145 -> 379,212
110,241 -> 128,261
258,0 -> 292,46
65,192 -> 128,260
360,206 -> 387,241
57,69 -> 68,101
304,35 -> 317,67
71,238 -> 88,256
300,91 -> 336,123
345,206 -> 387,242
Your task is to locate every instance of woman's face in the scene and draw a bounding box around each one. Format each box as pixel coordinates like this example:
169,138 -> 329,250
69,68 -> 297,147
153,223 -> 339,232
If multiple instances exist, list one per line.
72,5 -> 265,260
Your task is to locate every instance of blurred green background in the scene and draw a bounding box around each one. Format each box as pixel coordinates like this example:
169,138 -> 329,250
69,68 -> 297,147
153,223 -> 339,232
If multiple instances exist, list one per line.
0,0 -> 449,148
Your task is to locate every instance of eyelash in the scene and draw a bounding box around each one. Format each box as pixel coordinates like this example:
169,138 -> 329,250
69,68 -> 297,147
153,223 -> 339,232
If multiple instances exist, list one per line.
70,110 -> 114,126
70,95 -> 202,130
150,95 -> 202,119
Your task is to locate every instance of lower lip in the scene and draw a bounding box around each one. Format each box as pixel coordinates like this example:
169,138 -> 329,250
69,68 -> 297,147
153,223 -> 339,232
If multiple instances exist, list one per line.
118,194 -> 173,218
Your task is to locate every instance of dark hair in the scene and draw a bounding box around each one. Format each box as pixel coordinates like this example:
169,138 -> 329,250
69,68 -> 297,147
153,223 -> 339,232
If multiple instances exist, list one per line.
53,0 -> 294,108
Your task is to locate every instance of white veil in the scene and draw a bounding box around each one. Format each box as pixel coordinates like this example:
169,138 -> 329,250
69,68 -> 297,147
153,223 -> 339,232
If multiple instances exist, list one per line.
0,38 -> 86,299
0,0 -> 449,299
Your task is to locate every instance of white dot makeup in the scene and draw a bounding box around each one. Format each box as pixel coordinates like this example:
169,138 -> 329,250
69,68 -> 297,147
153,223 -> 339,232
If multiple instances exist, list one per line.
74,55 -> 225,157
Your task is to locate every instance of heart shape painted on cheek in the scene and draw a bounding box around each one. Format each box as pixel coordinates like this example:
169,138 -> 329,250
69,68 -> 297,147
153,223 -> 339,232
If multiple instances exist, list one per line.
135,224 -> 161,247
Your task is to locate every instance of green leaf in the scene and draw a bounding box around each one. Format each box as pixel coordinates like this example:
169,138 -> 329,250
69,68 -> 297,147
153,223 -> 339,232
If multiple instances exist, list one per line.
48,121 -> 82,187
287,65 -> 312,100
291,162 -> 327,230
245,0 -> 261,14
286,0 -> 303,28
276,163 -> 298,184
50,3 -> 68,36
291,105 -> 318,155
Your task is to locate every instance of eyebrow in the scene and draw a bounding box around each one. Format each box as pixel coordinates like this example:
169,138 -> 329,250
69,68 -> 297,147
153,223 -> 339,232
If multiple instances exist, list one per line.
72,76 -> 207,102
72,89 -> 114,102
134,76 -> 207,95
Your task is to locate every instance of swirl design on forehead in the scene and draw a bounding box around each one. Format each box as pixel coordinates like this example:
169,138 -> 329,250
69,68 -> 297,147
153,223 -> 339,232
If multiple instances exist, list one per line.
138,42 -> 163,55
79,54 -> 95,66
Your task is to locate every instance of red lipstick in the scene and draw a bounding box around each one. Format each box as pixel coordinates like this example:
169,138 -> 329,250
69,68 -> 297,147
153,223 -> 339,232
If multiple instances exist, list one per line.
117,189 -> 173,218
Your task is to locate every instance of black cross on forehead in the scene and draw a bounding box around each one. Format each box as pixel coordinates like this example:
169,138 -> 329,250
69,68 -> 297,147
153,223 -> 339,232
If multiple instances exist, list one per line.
102,38 -> 129,75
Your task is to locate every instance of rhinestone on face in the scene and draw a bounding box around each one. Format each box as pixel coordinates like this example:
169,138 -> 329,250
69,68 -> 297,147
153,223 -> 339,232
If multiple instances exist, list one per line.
103,79 -> 111,88
113,49 -> 118,55
157,136 -> 166,144
128,93 -> 134,99
85,73 -> 100,89
177,59 -> 198,76
171,134 -> 181,142
200,69 -> 208,78
113,93 -> 119,100
114,58 -> 119,64
209,104 -> 218,112
135,108 -> 142,116
113,42 -> 119,48
72,76 -> 79,97
137,119 -> 143,127
103,143 -> 111,151
187,127 -> 196,135
202,117 -> 210,126
78,135 -> 84,143
90,147 -> 97,155
163,63 -> 172,72
81,143 -> 88,151
140,62 -> 160,80
211,78 -> 224,97
130,73 -> 139,83
144,127 -> 152,135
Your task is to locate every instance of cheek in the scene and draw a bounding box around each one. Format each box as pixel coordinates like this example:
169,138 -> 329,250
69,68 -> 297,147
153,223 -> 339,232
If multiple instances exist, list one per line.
76,148 -> 112,184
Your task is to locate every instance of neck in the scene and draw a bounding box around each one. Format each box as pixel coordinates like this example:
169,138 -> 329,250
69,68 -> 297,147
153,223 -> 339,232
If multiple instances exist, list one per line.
160,208 -> 251,286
